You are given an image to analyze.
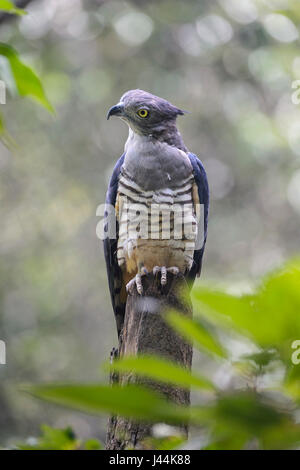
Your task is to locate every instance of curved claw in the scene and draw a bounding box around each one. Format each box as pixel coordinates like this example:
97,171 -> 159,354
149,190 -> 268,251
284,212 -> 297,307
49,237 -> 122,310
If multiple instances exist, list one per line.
126,268 -> 149,295
152,266 -> 180,285
126,274 -> 142,295
161,266 -> 167,285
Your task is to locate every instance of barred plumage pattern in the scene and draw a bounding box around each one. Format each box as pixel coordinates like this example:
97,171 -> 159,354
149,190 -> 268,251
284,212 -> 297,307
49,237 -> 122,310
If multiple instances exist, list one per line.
116,167 -> 198,275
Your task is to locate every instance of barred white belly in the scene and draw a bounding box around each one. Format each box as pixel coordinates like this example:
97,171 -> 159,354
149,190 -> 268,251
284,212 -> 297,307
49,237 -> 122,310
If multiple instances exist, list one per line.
116,169 -> 197,274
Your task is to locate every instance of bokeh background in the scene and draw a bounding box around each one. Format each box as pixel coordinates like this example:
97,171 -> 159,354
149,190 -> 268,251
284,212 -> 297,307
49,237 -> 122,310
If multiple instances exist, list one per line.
0,0 -> 300,445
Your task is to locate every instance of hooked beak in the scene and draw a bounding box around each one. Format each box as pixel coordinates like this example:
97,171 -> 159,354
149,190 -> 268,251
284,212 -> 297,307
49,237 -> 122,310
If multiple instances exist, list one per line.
107,102 -> 124,120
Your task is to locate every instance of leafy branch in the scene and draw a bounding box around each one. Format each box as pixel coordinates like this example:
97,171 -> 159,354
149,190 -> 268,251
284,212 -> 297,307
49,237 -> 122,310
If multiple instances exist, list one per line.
20,258 -> 300,450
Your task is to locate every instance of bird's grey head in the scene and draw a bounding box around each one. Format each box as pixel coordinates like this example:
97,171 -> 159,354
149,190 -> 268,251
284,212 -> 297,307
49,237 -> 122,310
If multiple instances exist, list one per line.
107,89 -> 186,139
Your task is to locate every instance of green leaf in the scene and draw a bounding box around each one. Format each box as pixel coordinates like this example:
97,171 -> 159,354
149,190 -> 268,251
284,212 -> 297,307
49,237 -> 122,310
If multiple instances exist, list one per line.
17,425 -> 79,450
143,435 -> 186,450
0,43 -> 54,113
83,439 -> 103,450
192,259 -> 300,359
192,287 -> 254,336
165,311 -> 226,358
0,0 -> 26,15
106,354 -> 215,390
212,392 -> 300,450
197,390 -> 300,450
242,350 -> 278,368
26,383 -> 191,424
213,392 -> 282,433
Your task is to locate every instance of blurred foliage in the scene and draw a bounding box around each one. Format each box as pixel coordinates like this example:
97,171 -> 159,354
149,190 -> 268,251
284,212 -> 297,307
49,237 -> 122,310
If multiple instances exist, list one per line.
0,1 -> 26,16
16,424 -> 102,450
142,433 -> 186,451
0,0 -> 300,448
0,3 -> 52,145
28,383 -> 192,424
0,43 -> 53,112
26,259 -> 300,450
105,354 -> 215,390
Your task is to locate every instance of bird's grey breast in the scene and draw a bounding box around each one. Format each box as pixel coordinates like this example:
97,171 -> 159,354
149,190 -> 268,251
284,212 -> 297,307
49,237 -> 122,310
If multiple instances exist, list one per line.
123,134 -> 193,191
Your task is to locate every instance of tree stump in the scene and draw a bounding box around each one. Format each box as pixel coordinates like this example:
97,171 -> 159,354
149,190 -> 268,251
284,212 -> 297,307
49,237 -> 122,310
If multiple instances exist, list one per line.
105,273 -> 193,450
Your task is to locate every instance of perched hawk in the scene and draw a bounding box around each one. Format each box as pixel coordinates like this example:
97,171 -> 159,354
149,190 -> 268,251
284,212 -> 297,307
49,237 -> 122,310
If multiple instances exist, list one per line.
104,90 -> 209,335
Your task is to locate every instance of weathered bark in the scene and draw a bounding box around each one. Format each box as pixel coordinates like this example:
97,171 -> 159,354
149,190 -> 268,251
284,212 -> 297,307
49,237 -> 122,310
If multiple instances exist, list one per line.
106,273 -> 193,450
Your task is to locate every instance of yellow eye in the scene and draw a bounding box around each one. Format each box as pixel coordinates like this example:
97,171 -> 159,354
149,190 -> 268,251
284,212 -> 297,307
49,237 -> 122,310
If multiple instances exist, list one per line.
137,108 -> 149,118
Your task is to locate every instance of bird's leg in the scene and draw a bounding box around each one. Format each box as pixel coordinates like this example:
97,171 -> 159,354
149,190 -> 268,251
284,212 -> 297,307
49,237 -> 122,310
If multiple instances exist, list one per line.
153,266 -> 180,285
126,265 -> 148,295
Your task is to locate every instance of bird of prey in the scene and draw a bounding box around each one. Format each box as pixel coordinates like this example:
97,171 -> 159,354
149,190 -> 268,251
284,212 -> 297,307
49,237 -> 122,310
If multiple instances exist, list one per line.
104,90 -> 209,336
